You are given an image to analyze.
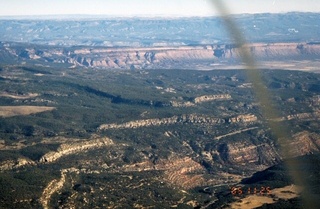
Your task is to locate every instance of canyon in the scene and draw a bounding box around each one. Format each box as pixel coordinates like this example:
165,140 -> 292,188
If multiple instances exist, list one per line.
2,42 -> 320,70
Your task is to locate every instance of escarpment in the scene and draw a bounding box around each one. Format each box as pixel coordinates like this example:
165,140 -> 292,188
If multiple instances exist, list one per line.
222,43 -> 320,60
39,137 -> 114,163
217,141 -> 281,166
98,113 -> 258,130
285,131 -> 320,157
3,42 -> 320,69
214,131 -> 320,167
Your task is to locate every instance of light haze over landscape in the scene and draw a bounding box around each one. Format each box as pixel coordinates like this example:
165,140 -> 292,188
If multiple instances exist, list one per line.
1,1 -> 320,209
0,0 -> 319,17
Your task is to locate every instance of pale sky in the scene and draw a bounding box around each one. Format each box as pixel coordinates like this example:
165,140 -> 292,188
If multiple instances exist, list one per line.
0,0 -> 319,17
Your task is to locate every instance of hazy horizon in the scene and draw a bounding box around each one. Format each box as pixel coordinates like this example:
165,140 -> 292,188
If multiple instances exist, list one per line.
0,0 -> 319,18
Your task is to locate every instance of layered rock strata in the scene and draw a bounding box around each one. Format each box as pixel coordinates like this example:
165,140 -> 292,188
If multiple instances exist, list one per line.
3,42 -> 320,69
98,114 -> 257,130
39,137 -> 114,163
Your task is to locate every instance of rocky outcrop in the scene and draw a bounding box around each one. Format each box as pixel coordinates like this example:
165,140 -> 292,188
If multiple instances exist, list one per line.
217,131 -> 320,166
276,109 -> 320,121
222,43 -> 320,60
219,141 -> 281,166
98,113 -> 257,130
98,114 -> 223,130
170,101 -> 195,107
40,168 -> 79,209
170,94 -> 231,107
39,137 -> 114,163
285,131 -> 320,157
194,94 -> 231,103
228,114 -> 258,123
286,110 -> 320,121
40,169 -> 67,209
0,158 -> 36,171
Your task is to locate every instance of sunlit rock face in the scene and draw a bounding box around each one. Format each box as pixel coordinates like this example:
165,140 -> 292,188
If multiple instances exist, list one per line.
2,42 -> 320,69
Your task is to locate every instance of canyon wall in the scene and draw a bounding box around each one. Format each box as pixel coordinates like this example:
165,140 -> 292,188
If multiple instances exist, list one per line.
2,42 -> 320,69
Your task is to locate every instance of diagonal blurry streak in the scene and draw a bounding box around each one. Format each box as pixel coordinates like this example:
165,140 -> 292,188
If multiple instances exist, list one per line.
210,0 -> 317,208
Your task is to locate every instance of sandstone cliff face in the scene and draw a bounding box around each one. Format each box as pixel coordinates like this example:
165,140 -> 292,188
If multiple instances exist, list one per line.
287,110 -> 320,121
39,137 -> 114,163
216,131 -> 320,167
59,43 -> 320,69
276,109 -> 320,121
169,94 -> 231,107
223,43 -> 320,60
219,141 -> 280,166
57,46 -> 215,69
228,114 -> 258,123
194,94 -> 231,103
3,42 -> 320,69
285,131 -> 320,157
98,113 -> 257,130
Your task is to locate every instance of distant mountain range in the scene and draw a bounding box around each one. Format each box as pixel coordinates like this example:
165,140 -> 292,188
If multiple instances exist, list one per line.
0,12 -> 319,47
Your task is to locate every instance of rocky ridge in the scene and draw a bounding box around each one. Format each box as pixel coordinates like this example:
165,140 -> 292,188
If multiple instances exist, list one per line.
286,131 -> 320,157
194,94 -> 232,103
217,131 -> 320,167
222,141 -> 281,165
98,113 -> 258,130
0,158 -> 36,171
286,110 -> 320,121
39,137 -> 114,163
170,94 -> 231,107
40,168 -> 79,209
